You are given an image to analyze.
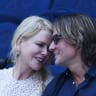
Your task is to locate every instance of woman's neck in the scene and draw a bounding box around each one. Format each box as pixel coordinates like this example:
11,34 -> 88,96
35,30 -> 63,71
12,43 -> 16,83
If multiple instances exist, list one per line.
12,62 -> 34,80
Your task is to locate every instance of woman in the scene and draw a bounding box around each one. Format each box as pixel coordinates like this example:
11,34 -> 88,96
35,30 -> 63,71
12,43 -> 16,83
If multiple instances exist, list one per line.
42,14 -> 96,96
0,16 -> 53,96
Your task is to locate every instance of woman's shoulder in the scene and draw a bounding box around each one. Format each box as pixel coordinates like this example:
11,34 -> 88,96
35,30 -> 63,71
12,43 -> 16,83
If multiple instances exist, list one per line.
0,67 -> 13,79
0,67 -> 13,73
0,68 -> 8,74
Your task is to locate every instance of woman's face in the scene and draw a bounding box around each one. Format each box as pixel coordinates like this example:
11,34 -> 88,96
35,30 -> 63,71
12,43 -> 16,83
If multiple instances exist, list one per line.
17,30 -> 52,71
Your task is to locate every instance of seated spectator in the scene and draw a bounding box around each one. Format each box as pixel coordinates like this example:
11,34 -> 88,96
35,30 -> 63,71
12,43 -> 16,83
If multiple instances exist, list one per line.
0,16 -> 53,96
42,14 -> 96,96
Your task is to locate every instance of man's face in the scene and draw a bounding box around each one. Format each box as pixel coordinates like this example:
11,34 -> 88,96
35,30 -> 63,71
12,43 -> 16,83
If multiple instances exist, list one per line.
49,29 -> 79,67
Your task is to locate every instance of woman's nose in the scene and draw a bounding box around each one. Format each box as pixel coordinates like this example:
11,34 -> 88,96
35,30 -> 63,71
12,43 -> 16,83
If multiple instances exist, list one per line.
49,42 -> 55,52
42,47 -> 48,56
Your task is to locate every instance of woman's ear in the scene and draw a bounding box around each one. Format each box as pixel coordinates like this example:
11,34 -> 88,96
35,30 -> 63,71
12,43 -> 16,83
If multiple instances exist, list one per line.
15,36 -> 23,57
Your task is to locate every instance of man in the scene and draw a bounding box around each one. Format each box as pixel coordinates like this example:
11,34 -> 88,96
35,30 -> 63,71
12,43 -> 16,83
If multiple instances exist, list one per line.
42,14 -> 96,96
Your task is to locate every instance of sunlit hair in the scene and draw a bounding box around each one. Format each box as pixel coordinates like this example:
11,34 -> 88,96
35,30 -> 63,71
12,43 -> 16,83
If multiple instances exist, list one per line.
54,14 -> 96,66
10,16 -> 52,61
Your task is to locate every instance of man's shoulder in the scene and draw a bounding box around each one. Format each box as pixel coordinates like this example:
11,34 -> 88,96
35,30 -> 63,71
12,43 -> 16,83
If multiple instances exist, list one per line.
45,70 -> 67,89
42,71 -> 67,96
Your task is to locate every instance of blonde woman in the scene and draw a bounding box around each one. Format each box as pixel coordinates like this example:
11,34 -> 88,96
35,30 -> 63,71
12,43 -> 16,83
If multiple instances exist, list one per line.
0,16 -> 53,96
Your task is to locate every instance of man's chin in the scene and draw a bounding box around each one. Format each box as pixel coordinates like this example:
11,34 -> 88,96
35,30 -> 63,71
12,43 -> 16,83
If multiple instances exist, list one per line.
55,59 -> 64,66
55,60 -> 60,65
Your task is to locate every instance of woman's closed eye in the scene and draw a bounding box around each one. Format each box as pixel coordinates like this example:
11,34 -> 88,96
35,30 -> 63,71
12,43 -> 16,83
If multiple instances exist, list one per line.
36,42 -> 50,51
36,43 -> 45,47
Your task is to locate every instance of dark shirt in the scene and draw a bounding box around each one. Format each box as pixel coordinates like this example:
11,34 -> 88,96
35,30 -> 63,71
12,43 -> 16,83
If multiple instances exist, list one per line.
42,64 -> 96,96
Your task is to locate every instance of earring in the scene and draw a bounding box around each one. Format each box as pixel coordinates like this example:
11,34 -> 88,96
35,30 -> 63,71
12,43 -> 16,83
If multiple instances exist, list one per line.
15,49 -> 20,57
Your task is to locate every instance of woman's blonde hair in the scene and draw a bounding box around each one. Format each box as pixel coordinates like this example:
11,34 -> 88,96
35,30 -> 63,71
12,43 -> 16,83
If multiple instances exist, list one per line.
10,16 -> 52,61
